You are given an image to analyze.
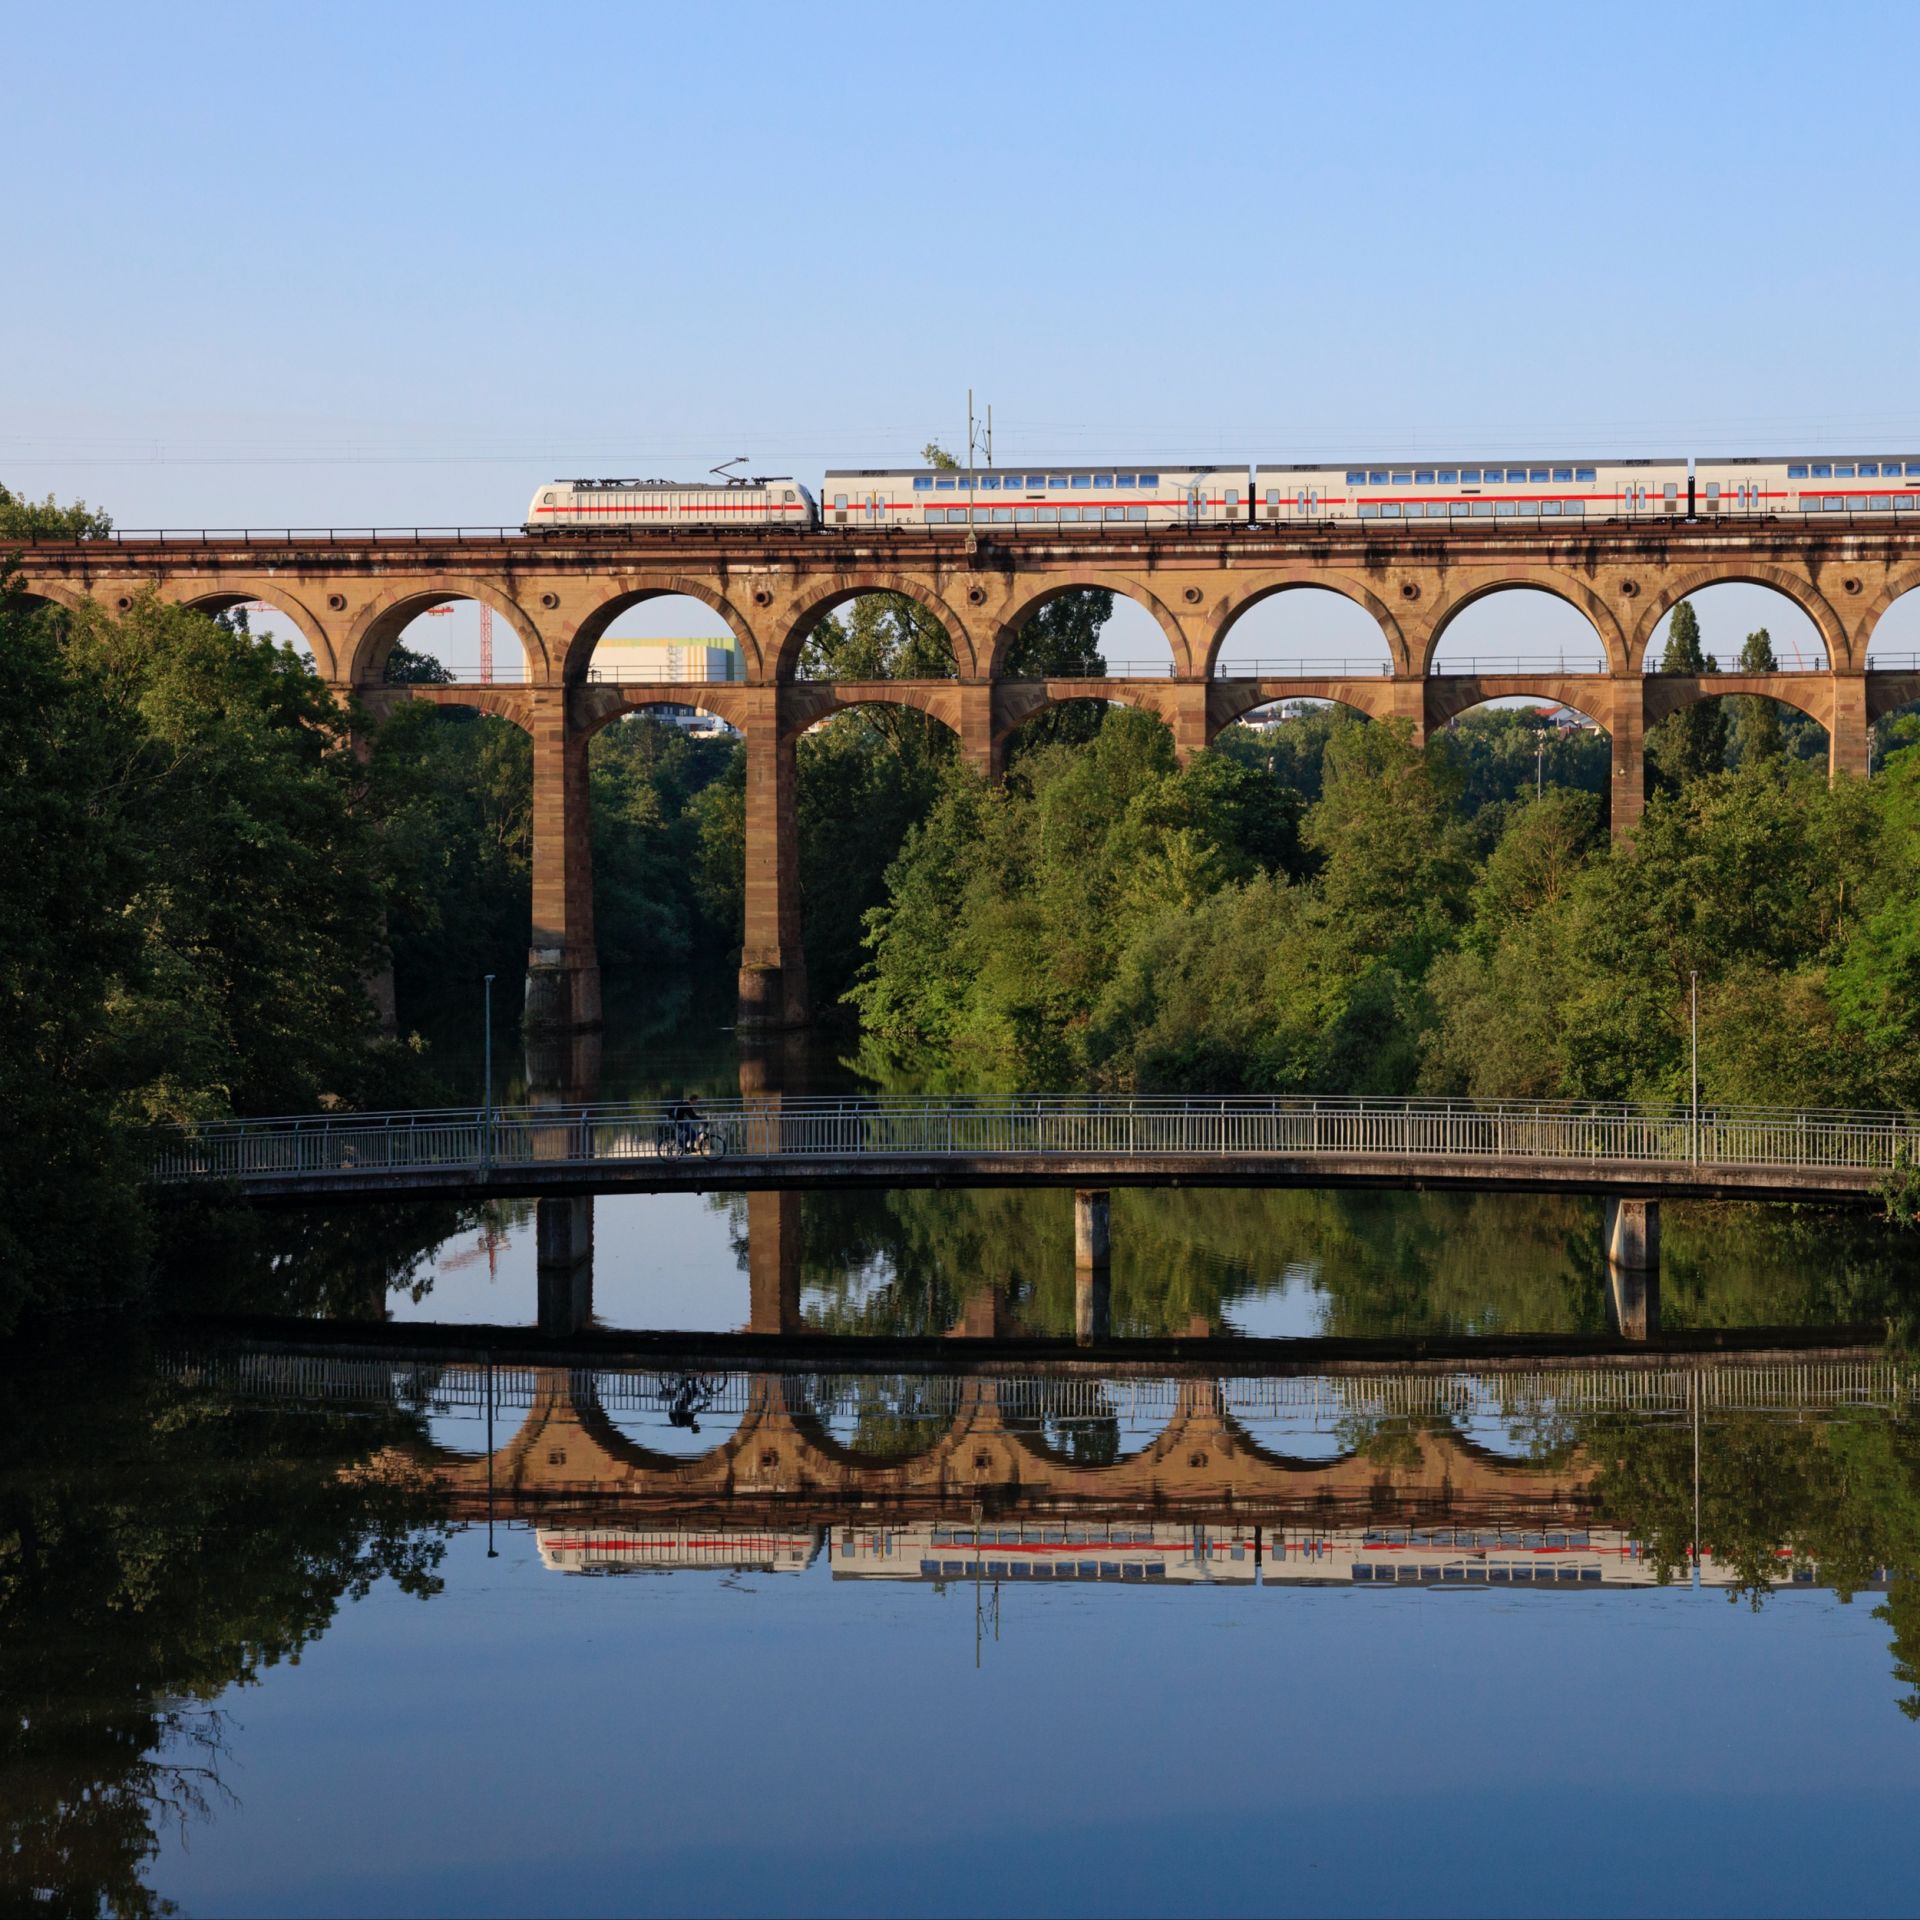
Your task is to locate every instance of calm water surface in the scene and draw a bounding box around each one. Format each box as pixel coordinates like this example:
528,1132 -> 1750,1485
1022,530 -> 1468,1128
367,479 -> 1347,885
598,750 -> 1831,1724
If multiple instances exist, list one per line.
13,982 -> 1920,1916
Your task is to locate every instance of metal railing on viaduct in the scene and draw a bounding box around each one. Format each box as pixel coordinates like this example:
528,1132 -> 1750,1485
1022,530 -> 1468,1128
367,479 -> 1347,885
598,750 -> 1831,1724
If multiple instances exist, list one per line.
17,519 -> 1920,1038
146,1093 -> 1918,1205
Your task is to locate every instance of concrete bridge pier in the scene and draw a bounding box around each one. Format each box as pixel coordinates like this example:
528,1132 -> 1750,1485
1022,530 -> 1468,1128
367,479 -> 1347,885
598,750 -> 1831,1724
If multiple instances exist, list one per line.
1075,1189 -> 1112,1345
1602,1197 -> 1660,1341
536,1197 -> 595,1336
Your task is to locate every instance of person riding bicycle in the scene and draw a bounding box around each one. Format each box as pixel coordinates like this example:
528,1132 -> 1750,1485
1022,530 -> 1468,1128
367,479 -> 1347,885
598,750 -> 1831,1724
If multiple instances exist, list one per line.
669,1095 -> 703,1155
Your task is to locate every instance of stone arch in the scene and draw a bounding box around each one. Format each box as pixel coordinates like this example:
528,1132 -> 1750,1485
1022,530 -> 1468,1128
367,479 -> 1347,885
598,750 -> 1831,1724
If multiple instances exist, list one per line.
1632,564 -> 1847,673
167,582 -> 338,678
993,683 -> 1183,757
8,577 -> 87,616
782,682 -> 964,744
988,575 -> 1188,679
1421,570 -> 1626,677
1424,677 -> 1615,731
774,575 -> 977,681
574,683 -> 752,741
1203,572 -> 1406,678
398,684 -> 537,733
345,579 -> 550,687
1642,673 -> 1835,733
1206,679 -> 1403,741
559,577 -> 763,684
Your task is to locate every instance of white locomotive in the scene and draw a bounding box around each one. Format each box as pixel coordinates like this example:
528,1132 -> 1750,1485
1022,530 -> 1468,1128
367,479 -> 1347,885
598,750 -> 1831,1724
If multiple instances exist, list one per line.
521,454 -> 1920,533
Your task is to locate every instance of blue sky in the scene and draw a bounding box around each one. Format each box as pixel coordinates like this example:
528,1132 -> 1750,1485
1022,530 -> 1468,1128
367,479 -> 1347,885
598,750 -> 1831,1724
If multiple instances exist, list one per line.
9,1 -> 1919,667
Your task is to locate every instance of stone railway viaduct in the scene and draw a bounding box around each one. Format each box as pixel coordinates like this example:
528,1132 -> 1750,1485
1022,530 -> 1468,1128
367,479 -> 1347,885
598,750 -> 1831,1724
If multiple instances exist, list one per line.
18,520 -> 1920,1031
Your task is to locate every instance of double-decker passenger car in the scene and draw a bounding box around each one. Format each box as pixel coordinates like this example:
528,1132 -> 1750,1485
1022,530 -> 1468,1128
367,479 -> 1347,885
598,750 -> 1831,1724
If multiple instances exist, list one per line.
537,1525 -> 821,1575
1695,454 -> 1920,518
523,476 -> 817,533
1252,458 -> 1690,525
829,1518 -> 1257,1583
819,465 -> 1248,531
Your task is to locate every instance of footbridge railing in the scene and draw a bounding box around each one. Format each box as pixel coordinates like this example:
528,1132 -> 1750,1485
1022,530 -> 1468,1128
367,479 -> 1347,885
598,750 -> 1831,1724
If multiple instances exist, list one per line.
145,1094 -> 1920,1189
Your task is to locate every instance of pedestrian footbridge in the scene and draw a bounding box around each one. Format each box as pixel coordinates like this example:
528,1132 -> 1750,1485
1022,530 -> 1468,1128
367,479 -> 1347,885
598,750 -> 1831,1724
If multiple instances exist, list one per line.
145,1094 -> 1918,1206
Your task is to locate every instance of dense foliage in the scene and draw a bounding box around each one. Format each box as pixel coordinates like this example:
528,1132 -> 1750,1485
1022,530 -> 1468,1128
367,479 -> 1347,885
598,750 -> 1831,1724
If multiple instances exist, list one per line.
854,695 -> 1920,1112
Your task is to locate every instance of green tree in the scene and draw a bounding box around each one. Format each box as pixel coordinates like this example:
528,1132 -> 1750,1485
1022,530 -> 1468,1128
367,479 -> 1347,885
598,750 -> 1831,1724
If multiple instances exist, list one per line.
1647,600 -> 1728,788
0,482 -> 112,539
1726,627 -> 1786,764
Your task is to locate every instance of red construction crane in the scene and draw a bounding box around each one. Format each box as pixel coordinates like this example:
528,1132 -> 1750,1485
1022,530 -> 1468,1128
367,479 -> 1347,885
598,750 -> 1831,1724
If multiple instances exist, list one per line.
478,603 -> 494,685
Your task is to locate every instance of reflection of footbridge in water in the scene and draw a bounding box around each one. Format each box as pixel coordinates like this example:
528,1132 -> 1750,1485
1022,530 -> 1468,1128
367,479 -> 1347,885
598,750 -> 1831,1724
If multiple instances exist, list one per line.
168,1341 -> 1918,1524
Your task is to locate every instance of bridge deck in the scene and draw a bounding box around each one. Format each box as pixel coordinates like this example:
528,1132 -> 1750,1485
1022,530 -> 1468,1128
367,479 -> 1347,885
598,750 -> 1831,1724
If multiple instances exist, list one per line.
147,1095 -> 1916,1205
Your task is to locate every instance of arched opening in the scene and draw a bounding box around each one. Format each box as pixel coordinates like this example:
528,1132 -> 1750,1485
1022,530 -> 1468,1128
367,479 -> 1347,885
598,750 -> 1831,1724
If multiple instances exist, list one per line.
997,688 -> 1179,772
795,695 -> 962,1003
1427,586 -> 1611,677
1646,681 -> 1830,792
1641,583 -> 1829,674
1211,585 -> 1394,679
1430,697 -> 1612,813
178,591 -> 327,677
796,589 -> 961,683
994,584 -> 1174,681
1867,586 -> 1920,766
370,595 -> 537,686
1210,697 -> 1370,804
1643,586 -> 1831,783
580,592 -> 746,690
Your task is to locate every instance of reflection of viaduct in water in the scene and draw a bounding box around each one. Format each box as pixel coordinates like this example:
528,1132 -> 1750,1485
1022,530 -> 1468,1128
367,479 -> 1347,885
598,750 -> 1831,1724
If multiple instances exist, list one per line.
171,1341 -> 1917,1525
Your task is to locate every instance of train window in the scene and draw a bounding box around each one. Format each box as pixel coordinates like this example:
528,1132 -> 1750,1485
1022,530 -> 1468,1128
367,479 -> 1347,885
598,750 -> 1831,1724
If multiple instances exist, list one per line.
1473,501 -> 1496,516
1037,506 -> 1057,521
993,507 -> 1013,523
1577,467 -> 1597,482
1105,506 -> 1125,521
1414,470 -> 1433,485
1496,500 -> 1520,514
1226,490 -> 1240,507
1457,468 -> 1479,483
1899,497 -> 1918,510
1368,470 -> 1388,485
1015,507 -> 1034,523
935,477 -> 956,490
783,489 -> 796,502
1870,494 -> 1892,511
1139,473 -> 1159,486
1072,474 -> 1092,489
1835,465 -> 1856,478
1812,463 -> 1832,478
1849,494 -> 1869,510
1541,501 -> 1561,515
1127,505 -> 1148,520
1907,464 -> 1920,475
1392,471 -> 1412,484
979,475 -> 999,490
1093,474 -> 1113,489
1860,462 -> 1880,477
913,477 -> 933,490
1050,475 -> 1070,489
1346,470 -> 1366,484
1437,469 -> 1458,484
1552,467 -> 1572,482
1358,504 -> 1378,518
834,494 -> 848,510
1381,502 -> 1401,518
922,509 -> 940,524
542,491 -> 556,505
1565,500 -> 1585,515
1117,474 -> 1137,487
1507,468 -> 1528,482
1528,468 -> 1548,482
1266,489 -> 1280,505
1787,464 -> 1808,479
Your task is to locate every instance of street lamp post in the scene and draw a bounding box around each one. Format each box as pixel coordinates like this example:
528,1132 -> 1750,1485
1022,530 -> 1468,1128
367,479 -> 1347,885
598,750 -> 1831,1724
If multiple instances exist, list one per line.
482,972 -> 495,1169
1690,969 -> 1700,1163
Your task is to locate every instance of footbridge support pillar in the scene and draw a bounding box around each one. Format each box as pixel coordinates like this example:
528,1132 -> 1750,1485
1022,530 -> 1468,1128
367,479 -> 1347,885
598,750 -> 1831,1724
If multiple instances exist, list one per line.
1602,1197 -> 1661,1341
1075,1189 -> 1112,1345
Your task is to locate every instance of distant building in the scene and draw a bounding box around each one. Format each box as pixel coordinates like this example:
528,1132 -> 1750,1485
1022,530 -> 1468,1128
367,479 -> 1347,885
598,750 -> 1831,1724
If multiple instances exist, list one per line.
592,637 -> 741,683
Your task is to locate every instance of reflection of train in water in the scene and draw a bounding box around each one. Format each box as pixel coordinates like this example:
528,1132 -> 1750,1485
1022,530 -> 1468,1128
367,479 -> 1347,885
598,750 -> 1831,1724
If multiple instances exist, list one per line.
533,1520 -> 1883,1593
1265,1527 -> 1878,1591
537,1526 -> 821,1575
829,1521 -> 1257,1585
